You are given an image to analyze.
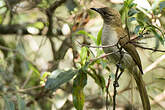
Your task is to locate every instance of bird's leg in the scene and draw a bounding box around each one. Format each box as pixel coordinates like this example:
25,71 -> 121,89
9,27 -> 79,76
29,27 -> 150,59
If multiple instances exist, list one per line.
113,63 -> 120,87
117,67 -> 124,80
113,44 -> 124,87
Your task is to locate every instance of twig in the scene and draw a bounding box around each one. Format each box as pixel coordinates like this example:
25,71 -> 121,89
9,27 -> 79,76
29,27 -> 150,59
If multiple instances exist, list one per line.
18,85 -> 44,93
150,90 -> 165,109
77,40 -> 117,48
21,70 -> 33,89
0,45 -> 17,52
106,75 -> 111,110
46,0 -> 67,60
144,54 -> 165,73
134,44 -> 165,52
89,51 -> 119,62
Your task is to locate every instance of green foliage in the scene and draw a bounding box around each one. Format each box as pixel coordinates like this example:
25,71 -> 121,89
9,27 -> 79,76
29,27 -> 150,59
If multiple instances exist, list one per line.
3,96 -> 15,110
76,30 -> 97,44
28,22 -> 45,30
73,69 -> 87,110
97,27 -> 102,45
87,70 -> 105,90
0,0 -> 165,110
159,1 -> 165,11
45,69 -> 78,91
80,47 -> 87,65
17,95 -> 26,110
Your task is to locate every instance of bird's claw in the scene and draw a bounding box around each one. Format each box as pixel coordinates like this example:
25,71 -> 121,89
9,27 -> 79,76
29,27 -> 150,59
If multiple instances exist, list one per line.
113,81 -> 119,87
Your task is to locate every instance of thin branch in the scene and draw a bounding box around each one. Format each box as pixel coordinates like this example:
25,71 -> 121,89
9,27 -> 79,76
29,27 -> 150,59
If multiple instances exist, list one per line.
144,54 -> 165,73
134,44 -> 165,52
89,51 -> 119,62
46,0 -> 67,60
18,85 -> 44,93
106,75 -> 112,110
0,45 -> 17,52
150,90 -> 165,109
21,70 -> 33,89
77,40 -> 117,48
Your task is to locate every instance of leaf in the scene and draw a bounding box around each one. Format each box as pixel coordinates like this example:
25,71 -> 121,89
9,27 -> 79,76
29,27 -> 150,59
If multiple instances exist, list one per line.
156,77 -> 165,81
97,27 -> 102,45
28,64 -> 40,76
3,96 -> 15,110
124,0 -> 134,7
154,38 -> 160,51
159,1 -> 165,11
100,59 -> 107,69
128,8 -> 138,16
73,69 -> 87,110
45,69 -> 78,91
76,30 -> 97,44
150,28 -> 164,45
87,70 -> 105,90
134,25 -> 141,34
40,72 -> 50,81
128,17 -> 136,22
33,22 -> 44,29
17,95 -> 26,110
80,47 -> 87,65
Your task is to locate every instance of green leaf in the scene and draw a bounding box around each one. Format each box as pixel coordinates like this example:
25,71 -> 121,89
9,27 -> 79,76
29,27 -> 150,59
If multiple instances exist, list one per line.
3,96 -> 15,110
154,38 -> 160,51
33,22 -> 44,29
156,77 -> 165,81
124,0 -> 134,7
128,3 -> 137,8
17,95 -> 26,110
97,27 -> 102,45
128,9 -> 138,16
45,69 -> 78,91
40,72 -> 50,81
150,28 -> 164,45
76,30 -> 97,44
100,59 -> 107,69
73,69 -> 87,110
80,47 -> 87,65
87,70 -> 105,90
134,25 -> 141,34
28,64 -> 40,76
159,1 -> 165,11
128,17 -> 136,22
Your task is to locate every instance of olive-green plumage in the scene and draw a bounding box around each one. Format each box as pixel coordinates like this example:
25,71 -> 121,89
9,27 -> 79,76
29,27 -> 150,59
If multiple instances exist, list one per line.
91,7 -> 151,110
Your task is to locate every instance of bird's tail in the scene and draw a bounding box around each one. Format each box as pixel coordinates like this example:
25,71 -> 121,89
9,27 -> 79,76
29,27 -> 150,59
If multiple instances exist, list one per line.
132,70 -> 151,110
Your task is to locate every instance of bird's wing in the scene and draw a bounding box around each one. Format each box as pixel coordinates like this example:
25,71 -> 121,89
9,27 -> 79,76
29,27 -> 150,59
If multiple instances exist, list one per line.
116,27 -> 143,74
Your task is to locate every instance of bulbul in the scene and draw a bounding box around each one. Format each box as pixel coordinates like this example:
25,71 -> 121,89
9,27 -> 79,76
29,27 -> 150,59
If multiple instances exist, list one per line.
91,7 -> 151,110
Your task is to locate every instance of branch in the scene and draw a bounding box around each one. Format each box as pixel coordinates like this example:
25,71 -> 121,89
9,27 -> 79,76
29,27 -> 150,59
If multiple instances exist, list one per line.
134,44 -> 165,52
0,24 -> 29,35
77,40 -> 117,48
150,90 -> 165,108
0,45 -> 17,52
144,54 -> 165,73
89,51 -> 119,62
46,0 -> 67,60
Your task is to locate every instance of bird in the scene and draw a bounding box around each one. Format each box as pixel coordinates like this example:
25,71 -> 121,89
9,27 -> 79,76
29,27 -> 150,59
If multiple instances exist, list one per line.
91,7 -> 151,110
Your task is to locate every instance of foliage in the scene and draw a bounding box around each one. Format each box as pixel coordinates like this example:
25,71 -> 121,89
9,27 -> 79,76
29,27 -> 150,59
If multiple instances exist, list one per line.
0,0 -> 165,110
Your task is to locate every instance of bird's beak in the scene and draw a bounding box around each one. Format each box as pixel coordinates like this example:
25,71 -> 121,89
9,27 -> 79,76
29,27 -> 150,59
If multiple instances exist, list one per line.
90,8 -> 100,13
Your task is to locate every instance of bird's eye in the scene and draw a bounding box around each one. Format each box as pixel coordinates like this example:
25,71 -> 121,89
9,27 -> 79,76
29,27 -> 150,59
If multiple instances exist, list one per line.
102,11 -> 113,16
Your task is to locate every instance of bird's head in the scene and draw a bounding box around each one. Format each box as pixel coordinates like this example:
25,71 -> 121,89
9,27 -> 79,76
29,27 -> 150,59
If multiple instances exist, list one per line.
90,7 -> 122,26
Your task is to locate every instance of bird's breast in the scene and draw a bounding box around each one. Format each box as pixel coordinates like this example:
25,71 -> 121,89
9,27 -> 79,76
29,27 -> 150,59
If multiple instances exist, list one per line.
101,24 -> 135,69
102,24 -> 119,52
